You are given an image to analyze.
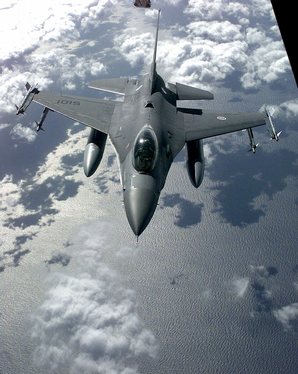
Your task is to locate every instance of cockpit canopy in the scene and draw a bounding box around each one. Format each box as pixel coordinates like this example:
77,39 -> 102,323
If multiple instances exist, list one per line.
133,127 -> 158,173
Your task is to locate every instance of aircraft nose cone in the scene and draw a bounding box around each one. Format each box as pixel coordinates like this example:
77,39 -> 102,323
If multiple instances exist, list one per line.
124,188 -> 158,236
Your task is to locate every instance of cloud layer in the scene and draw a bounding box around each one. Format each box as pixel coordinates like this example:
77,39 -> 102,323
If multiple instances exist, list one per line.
32,221 -> 157,374
273,303 -> 298,330
0,0 -> 113,113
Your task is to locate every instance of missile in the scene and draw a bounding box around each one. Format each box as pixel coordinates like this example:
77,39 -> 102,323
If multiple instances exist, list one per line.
265,107 -> 281,141
247,127 -> 258,153
83,128 -> 107,177
35,107 -> 51,132
15,82 -> 39,115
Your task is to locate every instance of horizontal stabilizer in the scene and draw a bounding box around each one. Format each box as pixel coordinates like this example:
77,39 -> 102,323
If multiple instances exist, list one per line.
168,82 -> 214,101
88,77 -> 130,95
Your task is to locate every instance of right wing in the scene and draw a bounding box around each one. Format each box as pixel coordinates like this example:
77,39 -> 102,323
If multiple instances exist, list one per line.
182,108 -> 266,141
33,92 -> 117,134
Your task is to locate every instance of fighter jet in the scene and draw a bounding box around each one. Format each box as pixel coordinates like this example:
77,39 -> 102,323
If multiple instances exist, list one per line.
18,10 -> 279,236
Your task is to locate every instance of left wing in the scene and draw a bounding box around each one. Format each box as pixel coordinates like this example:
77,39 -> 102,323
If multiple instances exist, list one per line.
33,92 -> 117,134
181,108 -> 266,141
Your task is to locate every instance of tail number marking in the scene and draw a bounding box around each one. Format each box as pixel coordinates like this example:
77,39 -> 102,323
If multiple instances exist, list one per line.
57,100 -> 80,105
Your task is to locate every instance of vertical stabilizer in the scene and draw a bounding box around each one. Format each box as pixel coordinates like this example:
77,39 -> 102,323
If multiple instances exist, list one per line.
150,9 -> 161,93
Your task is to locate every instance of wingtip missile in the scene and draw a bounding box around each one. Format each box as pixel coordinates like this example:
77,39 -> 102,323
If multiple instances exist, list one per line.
265,107 -> 281,141
15,82 -> 39,115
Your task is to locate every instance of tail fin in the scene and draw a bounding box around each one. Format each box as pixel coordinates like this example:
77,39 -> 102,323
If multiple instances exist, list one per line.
150,9 -> 161,93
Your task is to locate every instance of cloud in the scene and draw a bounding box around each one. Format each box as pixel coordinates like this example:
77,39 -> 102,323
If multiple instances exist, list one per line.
187,20 -> 243,43
273,303 -> 298,330
154,0 -> 289,88
260,98 -> 298,121
249,265 -> 278,279
184,0 -> 250,20
228,276 -> 250,298
0,126 -> 88,270
10,123 -> 37,143
114,30 -> 154,68
1,0 -> 292,116
0,0 -> 114,62
281,99 -> 298,118
0,0 -> 113,113
0,174 -> 22,209
240,38 -> 289,89
27,47 -> 106,89
31,221 -> 158,373
0,123 -> 12,130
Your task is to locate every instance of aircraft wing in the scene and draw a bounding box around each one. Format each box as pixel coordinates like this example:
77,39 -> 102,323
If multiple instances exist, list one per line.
33,92 -> 117,134
182,108 -> 266,141
88,78 -> 129,95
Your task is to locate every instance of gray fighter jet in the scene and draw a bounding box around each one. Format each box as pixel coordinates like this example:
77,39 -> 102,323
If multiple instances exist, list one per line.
18,10 -> 280,236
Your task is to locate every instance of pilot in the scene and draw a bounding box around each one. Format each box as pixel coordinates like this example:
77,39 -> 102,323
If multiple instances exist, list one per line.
133,129 -> 157,173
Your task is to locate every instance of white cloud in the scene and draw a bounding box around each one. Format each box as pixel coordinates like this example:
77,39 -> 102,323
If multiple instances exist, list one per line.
0,0 -> 292,115
163,0 -> 290,89
0,174 -> 22,209
0,127 -> 88,269
114,30 -> 154,68
0,0 -> 112,113
0,123 -> 11,130
249,265 -> 278,279
185,0 -> 250,20
229,276 -> 250,298
240,40 -> 289,89
31,221 -> 158,373
273,303 -> 298,330
260,99 -> 298,120
27,47 -> 106,89
187,21 -> 243,43
10,123 -> 37,143
281,99 -> 298,118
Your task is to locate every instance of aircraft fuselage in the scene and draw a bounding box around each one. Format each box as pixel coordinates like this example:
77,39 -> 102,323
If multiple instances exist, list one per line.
109,74 -> 184,235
